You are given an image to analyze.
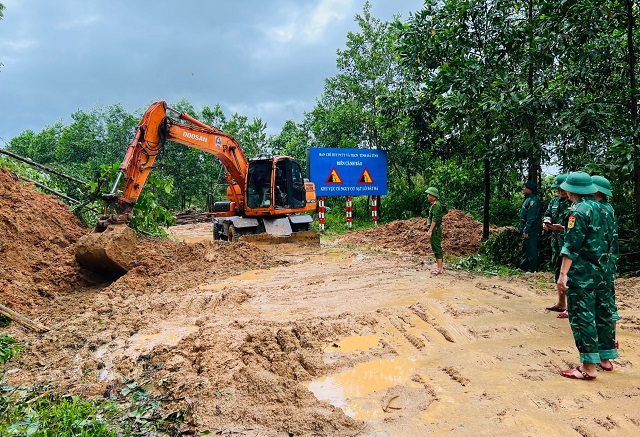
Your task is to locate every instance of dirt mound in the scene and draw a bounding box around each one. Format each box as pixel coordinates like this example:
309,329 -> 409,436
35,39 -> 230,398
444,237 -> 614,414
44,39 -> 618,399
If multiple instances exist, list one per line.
0,168 -> 89,312
334,208 -> 496,257
108,237 -> 280,295
0,167 -> 279,313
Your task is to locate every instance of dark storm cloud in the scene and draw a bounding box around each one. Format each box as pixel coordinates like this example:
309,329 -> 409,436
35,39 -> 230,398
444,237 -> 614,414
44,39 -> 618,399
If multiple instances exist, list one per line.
0,0 -> 423,144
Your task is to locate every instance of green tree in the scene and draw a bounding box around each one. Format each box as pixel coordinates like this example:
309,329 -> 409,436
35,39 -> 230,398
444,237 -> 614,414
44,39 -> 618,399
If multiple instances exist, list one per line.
269,119 -> 311,169
544,0 -> 640,223
56,109 -> 102,165
223,113 -> 267,158
305,0 -> 426,203
8,122 -> 64,164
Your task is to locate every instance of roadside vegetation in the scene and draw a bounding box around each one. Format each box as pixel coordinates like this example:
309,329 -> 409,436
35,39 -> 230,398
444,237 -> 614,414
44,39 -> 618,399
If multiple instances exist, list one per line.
1,334 -> 187,436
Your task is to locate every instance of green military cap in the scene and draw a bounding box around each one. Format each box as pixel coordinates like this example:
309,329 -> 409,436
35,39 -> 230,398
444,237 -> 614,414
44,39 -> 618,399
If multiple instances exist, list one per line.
560,171 -> 597,195
591,175 -> 612,196
425,186 -> 440,198
551,173 -> 567,189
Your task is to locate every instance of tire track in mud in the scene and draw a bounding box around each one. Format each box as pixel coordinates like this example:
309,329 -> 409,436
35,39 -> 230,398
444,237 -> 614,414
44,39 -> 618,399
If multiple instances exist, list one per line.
116,245 -> 640,435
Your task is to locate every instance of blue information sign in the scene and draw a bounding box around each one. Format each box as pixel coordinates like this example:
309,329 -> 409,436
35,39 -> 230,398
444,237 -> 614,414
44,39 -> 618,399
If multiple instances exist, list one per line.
308,147 -> 387,196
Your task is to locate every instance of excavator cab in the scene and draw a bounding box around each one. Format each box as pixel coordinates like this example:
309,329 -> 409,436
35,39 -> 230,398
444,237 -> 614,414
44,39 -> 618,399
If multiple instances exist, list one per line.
213,156 -> 316,242
245,157 -> 307,211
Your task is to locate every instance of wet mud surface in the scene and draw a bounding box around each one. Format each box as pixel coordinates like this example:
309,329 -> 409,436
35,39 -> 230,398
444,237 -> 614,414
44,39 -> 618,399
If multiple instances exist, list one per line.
2,168 -> 640,436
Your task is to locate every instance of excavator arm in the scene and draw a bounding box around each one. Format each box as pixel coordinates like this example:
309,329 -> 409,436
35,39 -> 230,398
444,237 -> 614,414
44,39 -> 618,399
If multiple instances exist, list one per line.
76,100 -> 318,277
99,101 -> 249,229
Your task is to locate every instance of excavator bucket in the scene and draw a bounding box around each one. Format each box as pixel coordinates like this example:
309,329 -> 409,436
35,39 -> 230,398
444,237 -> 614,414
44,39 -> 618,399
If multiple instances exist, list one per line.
74,225 -> 137,277
239,230 -> 320,247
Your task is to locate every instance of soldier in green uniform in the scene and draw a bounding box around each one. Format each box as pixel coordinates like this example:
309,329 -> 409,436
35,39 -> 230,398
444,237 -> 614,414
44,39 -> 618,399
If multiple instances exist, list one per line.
518,181 -> 540,272
592,175 -> 619,358
543,174 -> 572,317
426,186 -> 444,275
557,172 -> 618,380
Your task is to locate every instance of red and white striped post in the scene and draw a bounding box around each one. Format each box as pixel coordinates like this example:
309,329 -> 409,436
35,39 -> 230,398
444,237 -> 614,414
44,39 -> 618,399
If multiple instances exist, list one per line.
318,196 -> 325,232
346,196 -> 353,231
372,195 -> 378,226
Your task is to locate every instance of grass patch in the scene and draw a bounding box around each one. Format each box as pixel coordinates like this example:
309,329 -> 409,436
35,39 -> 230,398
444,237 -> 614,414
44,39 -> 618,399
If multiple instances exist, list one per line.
451,254 -> 521,276
0,378 -> 189,436
0,385 -> 120,436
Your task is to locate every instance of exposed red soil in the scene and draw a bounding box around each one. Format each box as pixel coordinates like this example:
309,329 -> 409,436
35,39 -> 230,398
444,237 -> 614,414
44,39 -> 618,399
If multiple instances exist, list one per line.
334,209 -> 500,257
2,167 -> 639,436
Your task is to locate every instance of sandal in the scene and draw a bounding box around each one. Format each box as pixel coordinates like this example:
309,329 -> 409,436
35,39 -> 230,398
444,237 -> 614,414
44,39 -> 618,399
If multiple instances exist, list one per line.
557,310 -> 568,319
599,361 -> 614,372
431,270 -> 443,275
560,366 -> 597,380
545,304 -> 567,312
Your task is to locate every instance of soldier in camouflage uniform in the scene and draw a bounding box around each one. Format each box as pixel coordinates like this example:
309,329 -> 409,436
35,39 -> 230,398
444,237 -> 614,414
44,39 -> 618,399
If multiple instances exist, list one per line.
592,175 -> 619,362
557,172 -> 618,380
543,174 -> 572,316
518,181 -> 541,272
426,186 -> 444,275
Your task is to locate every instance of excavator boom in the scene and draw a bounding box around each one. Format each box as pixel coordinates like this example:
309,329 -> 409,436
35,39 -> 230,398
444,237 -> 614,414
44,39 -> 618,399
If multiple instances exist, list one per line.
75,101 -> 318,277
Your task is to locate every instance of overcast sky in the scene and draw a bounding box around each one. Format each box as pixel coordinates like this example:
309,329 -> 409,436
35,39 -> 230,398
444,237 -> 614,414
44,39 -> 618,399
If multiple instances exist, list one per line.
0,0 -> 424,146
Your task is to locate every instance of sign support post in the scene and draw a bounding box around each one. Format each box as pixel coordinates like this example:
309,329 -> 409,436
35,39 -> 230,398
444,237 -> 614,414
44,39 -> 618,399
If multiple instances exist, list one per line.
318,197 -> 325,232
372,195 -> 378,226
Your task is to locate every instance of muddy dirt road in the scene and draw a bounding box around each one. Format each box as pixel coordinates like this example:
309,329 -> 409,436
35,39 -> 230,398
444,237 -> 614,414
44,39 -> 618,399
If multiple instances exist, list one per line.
1,170 -> 639,436
3,221 -> 638,436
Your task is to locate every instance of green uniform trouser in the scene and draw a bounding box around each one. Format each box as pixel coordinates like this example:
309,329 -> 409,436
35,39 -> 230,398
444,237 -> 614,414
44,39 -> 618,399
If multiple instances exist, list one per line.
430,226 -> 443,260
551,233 -> 566,282
519,232 -> 539,272
552,246 -> 562,283
567,286 -> 619,363
609,283 -> 620,322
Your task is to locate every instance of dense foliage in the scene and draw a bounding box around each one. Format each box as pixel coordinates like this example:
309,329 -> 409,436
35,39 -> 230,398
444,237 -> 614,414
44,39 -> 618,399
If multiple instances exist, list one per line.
1,0 -> 638,271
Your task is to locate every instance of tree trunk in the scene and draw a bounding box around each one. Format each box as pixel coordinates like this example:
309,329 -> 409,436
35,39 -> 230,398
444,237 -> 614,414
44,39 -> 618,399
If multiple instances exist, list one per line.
626,0 -> 640,224
483,158 -> 490,240
526,0 -> 541,185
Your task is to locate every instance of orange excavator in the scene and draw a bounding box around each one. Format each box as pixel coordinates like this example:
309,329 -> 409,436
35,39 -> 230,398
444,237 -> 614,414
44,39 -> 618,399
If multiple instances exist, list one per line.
74,101 -> 318,276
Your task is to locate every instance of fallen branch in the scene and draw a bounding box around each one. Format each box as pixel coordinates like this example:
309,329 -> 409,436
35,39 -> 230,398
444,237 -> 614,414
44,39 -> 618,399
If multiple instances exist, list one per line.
0,303 -> 49,333
0,149 -> 87,185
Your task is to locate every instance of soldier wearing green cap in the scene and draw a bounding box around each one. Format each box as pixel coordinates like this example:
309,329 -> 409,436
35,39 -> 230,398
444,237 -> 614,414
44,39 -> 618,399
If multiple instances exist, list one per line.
518,180 -> 541,272
557,171 -> 618,380
592,175 -> 619,348
543,174 -> 572,316
426,186 -> 444,275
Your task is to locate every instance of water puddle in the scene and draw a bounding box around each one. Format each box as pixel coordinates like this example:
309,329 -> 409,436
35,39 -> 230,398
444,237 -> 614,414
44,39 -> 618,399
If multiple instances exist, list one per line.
172,235 -> 212,244
264,312 -> 302,320
125,325 -> 199,356
308,248 -> 353,264
324,334 -> 381,353
308,357 -> 415,419
198,269 -> 275,290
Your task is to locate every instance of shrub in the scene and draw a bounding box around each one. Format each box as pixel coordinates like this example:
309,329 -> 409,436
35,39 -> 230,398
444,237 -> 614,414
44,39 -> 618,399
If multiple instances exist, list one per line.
0,334 -> 21,366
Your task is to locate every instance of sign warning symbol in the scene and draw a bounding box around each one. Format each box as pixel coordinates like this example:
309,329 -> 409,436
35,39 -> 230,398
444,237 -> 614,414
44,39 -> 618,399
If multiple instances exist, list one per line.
358,168 -> 374,184
326,168 -> 343,184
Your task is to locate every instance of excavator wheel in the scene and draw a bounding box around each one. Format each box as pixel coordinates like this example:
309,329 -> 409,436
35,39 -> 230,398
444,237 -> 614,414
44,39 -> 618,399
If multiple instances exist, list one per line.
227,225 -> 239,242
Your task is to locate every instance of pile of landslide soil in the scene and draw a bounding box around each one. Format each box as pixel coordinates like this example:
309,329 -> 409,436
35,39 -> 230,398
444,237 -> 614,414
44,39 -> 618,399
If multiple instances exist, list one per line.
0,168 -> 89,312
334,208 -> 498,257
0,167 -> 279,314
